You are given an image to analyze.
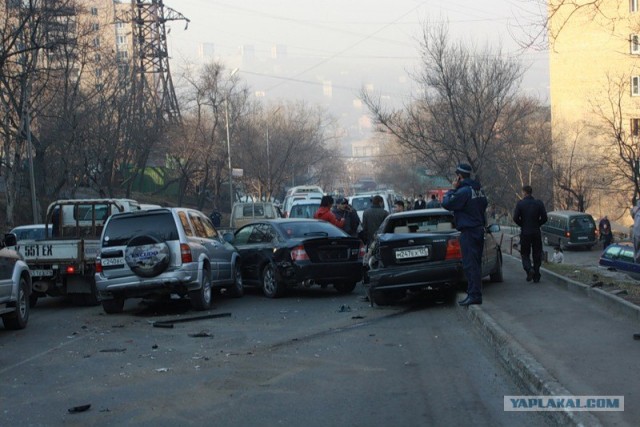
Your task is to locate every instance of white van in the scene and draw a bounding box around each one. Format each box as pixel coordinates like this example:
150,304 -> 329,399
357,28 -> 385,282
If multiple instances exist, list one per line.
348,194 -> 391,222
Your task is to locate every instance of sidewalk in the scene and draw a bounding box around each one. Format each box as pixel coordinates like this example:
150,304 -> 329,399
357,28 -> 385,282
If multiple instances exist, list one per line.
459,255 -> 639,426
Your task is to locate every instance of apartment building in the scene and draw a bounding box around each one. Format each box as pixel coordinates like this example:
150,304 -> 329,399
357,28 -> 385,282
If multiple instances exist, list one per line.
548,0 -> 640,218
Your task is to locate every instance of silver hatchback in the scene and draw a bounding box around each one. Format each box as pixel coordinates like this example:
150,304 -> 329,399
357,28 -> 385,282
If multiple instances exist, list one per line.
95,207 -> 242,314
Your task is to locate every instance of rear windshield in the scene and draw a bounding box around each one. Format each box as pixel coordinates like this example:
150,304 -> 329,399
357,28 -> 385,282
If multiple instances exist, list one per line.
383,214 -> 455,233
102,212 -> 179,247
569,216 -> 595,230
12,227 -> 51,241
289,203 -> 320,218
276,221 -> 348,239
350,197 -> 371,211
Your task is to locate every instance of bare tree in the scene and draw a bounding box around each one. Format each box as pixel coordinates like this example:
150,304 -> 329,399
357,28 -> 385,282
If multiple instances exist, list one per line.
361,22 -> 529,180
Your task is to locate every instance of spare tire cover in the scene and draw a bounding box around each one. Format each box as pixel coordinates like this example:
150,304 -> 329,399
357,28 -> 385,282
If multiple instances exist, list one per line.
125,235 -> 171,278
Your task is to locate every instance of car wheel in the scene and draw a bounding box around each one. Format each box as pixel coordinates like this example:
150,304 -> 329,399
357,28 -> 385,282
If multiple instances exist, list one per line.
190,268 -> 213,310
227,262 -> 244,298
101,297 -> 125,314
334,281 -> 357,294
261,264 -> 285,298
2,277 -> 29,330
125,235 -> 171,278
371,289 -> 404,306
489,251 -> 504,282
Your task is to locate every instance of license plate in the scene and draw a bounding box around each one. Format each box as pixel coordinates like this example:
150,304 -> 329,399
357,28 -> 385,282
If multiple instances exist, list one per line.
31,269 -> 54,277
578,236 -> 587,240
101,257 -> 125,267
395,246 -> 429,259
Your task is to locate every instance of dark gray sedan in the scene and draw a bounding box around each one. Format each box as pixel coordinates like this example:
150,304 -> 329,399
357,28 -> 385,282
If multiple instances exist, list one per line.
365,209 -> 503,305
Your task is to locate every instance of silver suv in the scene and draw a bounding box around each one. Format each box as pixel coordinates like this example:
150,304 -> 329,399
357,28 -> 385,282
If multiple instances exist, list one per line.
95,207 -> 242,314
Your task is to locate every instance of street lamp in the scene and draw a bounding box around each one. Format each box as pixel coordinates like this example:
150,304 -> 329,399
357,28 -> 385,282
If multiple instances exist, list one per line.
225,67 -> 239,226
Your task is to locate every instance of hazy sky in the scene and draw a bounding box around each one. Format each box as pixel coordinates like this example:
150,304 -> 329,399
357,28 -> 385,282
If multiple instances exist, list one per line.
164,0 -> 549,138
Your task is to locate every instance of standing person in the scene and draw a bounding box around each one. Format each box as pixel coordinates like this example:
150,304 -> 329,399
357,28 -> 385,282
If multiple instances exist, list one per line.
632,201 -> 640,262
414,195 -> 426,210
333,198 -> 360,237
599,216 -> 613,249
426,194 -> 441,208
513,185 -> 548,283
442,163 -> 488,306
362,195 -> 389,246
314,195 -> 345,228
393,200 -> 405,213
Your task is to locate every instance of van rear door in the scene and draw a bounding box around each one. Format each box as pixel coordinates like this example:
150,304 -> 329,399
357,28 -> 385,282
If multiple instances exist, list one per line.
569,216 -> 596,245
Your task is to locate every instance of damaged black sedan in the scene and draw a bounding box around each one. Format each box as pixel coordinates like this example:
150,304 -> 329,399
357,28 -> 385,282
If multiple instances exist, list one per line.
365,209 -> 503,306
232,219 -> 364,298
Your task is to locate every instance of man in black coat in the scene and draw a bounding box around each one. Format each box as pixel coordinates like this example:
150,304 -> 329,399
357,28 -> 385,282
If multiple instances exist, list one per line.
414,194 -> 426,210
513,185 -> 548,283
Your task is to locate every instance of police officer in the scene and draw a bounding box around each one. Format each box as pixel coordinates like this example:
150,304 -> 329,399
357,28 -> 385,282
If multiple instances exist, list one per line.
442,163 -> 488,306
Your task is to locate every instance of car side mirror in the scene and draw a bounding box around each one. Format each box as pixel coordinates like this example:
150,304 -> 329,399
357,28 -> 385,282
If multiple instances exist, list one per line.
223,232 -> 234,243
487,224 -> 500,233
3,233 -> 17,247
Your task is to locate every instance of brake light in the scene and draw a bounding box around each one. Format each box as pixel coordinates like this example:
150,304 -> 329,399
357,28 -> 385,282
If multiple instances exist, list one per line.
95,260 -> 103,273
66,265 -> 76,274
291,245 -> 309,261
565,231 -> 571,238
445,238 -> 462,260
181,243 -> 193,263
358,242 -> 366,259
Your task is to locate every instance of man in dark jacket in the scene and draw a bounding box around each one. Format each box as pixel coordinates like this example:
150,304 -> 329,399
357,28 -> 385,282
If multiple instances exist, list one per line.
362,195 -> 388,245
442,163 -> 488,306
513,185 -> 548,283
414,195 -> 427,210
333,198 -> 361,237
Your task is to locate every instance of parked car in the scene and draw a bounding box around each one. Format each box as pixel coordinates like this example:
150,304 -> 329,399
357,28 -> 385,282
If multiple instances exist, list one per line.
599,243 -> 640,280
231,219 -> 364,298
0,234 -> 32,330
541,210 -> 597,250
95,207 -> 243,314
9,224 -> 51,242
231,202 -> 282,228
282,191 -> 323,218
288,200 -> 321,219
365,209 -> 503,306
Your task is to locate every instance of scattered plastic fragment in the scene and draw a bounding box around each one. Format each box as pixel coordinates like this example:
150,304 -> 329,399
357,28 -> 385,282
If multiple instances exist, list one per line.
99,348 -> 126,353
152,312 -> 231,328
188,331 -> 212,338
68,404 -> 91,414
155,368 -> 169,372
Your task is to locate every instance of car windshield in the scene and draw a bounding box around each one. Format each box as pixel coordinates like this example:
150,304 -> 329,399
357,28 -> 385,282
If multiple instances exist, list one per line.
102,212 -> 179,247
276,221 -> 348,239
383,214 -> 455,233
570,216 -> 595,230
350,197 -> 371,211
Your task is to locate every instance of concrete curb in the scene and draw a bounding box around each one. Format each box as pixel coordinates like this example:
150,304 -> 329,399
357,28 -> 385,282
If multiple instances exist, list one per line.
458,299 -> 603,427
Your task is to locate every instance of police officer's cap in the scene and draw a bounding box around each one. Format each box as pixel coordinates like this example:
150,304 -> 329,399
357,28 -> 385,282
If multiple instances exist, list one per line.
455,163 -> 473,175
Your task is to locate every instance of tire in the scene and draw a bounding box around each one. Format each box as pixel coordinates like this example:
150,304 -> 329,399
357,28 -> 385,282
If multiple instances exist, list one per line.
2,277 -> 29,330
101,297 -> 125,314
189,268 -> 212,310
489,251 -> 504,282
261,264 -> 285,298
334,281 -> 357,294
125,235 -> 171,278
226,262 -> 244,298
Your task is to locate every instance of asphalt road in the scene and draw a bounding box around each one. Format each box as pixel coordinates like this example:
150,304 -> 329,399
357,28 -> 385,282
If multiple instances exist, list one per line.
1,276 -> 547,426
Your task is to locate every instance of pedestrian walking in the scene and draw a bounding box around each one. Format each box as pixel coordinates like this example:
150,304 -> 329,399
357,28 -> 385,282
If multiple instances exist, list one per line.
414,195 -> 426,210
598,216 -> 613,249
426,194 -> 441,208
314,195 -> 345,228
512,185 -> 548,283
442,163 -> 488,306
362,195 -> 388,246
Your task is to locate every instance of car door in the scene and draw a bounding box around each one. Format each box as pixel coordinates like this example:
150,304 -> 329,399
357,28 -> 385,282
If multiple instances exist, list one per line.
188,211 -> 227,282
202,213 -> 233,283
482,228 -> 498,276
233,223 -> 277,284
